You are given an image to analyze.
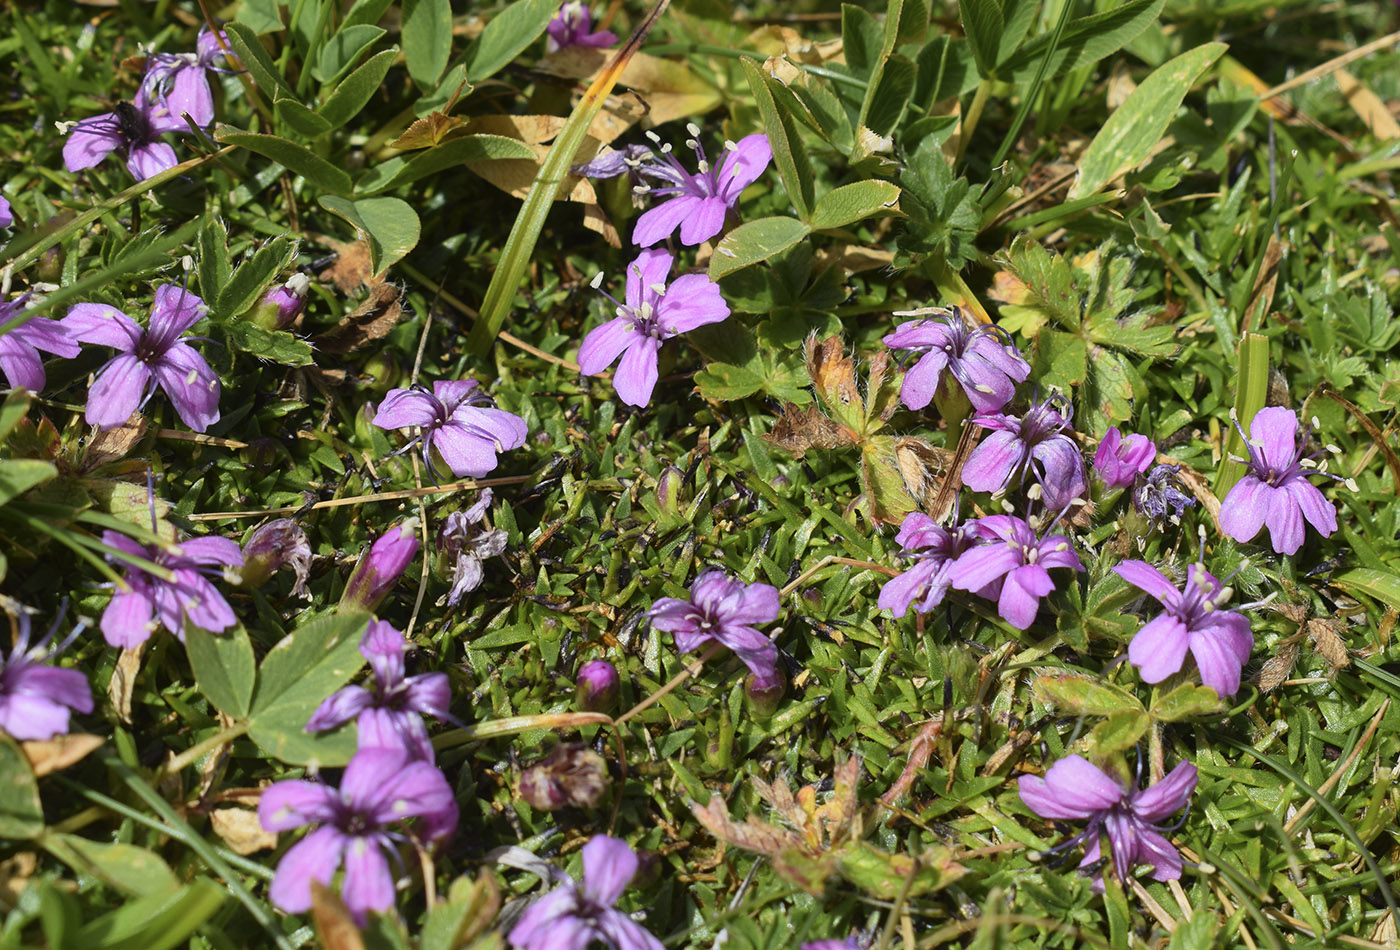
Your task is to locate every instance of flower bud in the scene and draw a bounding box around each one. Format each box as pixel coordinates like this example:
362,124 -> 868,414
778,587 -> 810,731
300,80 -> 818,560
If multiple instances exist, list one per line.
1094,427 -> 1156,490
744,667 -> 785,718
248,274 -> 311,330
575,659 -> 619,712
655,466 -> 685,520
517,743 -> 609,811
340,519 -> 419,613
238,518 -> 312,596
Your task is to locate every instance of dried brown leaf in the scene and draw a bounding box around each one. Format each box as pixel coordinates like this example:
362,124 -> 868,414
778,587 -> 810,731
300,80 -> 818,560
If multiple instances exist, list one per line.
1258,640 -> 1300,692
81,415 -> 148,472
691,795 -> 801,858
1306,618 -> 1351,672
317,237 -> 381,293
21,734 -> 104,777
311,880 -> 366,950
211,807 -> 279,855
880,720 -> 942,806
804,335 -> 860,409
108,642 -> 144,725
0,853 -> 36,909
313,283 -> 405,355
764,404 -> 858,458
390,111 -> 465,150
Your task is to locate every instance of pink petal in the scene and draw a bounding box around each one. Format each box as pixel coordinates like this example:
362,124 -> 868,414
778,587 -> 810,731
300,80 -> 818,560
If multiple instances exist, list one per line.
87,353 -> 151,430
1245,406 -> 1299,472
0,339 -> 45,391
577,317 -> 639,376
431,425 -> 500,477
259,780 -> 339,831
997,564 -> 1052,629
268,826 -> 345,914
624,249 -> 674,310
581,835 -> 638,905
150,285 -> 209,341
63,117 -> 123,172
716,133 -> 773,202
1133,761 -> 1197,823
153,342 -> 220,432
1262,485 -> 1306,555
1219,476 -> 1270,546
898,351 -> 948,411
961,430 -> 1022,494
1127,613 -> 1190,683
1284,476 -> 1336,539
612,336 -> 660,407
1018,755 -> 1123,819
656,274 -> 730,334
1112,560 -> 1179,605
677,196 -> 727,247
126,142 -> 180,181
340,837 -> 395,923
64,303 -> 143,349
1189,626 -> 1248,696
947,543 -> 1020,593
632,195 -> 700,247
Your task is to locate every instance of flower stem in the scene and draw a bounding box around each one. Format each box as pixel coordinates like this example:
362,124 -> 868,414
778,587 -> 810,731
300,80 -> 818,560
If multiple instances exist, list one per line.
615,643 -> 722,726
159,720 -> 249,777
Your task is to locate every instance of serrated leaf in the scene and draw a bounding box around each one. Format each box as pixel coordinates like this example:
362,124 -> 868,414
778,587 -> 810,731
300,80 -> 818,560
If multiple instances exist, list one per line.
709,217 -> 811,280
1085,709 -> 1151,755
186,625 -> 256,719
216,130 -> 353,195
225,322 -> 315,367
1150,682 -> 1224,721
318,196 -> 421,274
809,180 -> 901,230
319,48 -> 398,129
217,237 -> 298,319
402,0 -> 453,88
1033,674 -> 1145,716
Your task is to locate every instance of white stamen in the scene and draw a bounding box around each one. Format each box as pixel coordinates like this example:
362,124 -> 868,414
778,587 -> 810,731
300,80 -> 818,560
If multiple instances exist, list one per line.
974,383 -> 996,394
686,122 -> 701,138
589,272 -> 604,289
660,143 -> 673,154
645,130 -> 662,145
697,159 -> 710,173
1311,416 -> 1321,430
1325,444 -> 1342,454
724,139 -> 738,151
186,369 -> 199,384
1344,478 -> 1359,492
1026,483 -> 1043,500
649,282 -> 667,296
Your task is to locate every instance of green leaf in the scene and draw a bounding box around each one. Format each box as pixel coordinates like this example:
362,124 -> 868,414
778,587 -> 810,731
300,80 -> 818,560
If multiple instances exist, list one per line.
197,218 -> 231,307
235,0 -> 284,34
356,134 -> 537,195
1032,674 -> 1144,717
76,879 -> 225,950
1002,0 -> 1165,86
318,196 -> 421,275
841,4 -> 883,77
1029,331 -> 1087,391
1167,912 -> 1220,950
344,0 -> 395,28
310,24 -> 386,85
248,612 -> 371,766
0,736 -> 42,839
217,236 -> 298,320
741,58 -> 814,221
0,459 -> 57,507
216,130 -> 353,195
42,834 -> 180,897
274,95 -> 332,137
809,180 -> 901,230
709,217 -> 812,280
224,22 -> 294,100
959,0 -> 1004,78
225,322 -> 316,367
466,0 -> 555,83
0,390 -> 32,443
420,873 -> 500,950
1150,682 -> 1225,722
861,53 -> 916,137
402,0 -> 453,87
1214,331 -> 1269,497
1085,709 -> 1151,756
319,48 -> 398,129
1070,42 -> 1227,199
1333,569 -> 1400,610
186,625 -> 257,719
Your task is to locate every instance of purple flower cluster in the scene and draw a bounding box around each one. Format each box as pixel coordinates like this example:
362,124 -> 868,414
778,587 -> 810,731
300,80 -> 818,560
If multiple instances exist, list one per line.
649,570 -> 781,680
546,2 -> 617,52
0,294 -> 79,393
1220,407 -> 1341,555
436,490 -> 508,606
1093,426 -> 1155,489
341,520 -> 420,614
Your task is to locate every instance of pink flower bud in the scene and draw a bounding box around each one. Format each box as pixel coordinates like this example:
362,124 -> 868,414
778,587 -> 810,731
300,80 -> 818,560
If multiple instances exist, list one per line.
250,274 -> 310,329
744,667 -> 785,718
575,659 -> 619,712
340,519 -> 419,613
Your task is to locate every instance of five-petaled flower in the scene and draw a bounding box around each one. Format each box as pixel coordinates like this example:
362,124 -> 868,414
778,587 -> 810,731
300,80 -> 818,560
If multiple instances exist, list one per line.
63,88 -> 187,181
1019,755 -> 1197,888
882,309 -> 1029,413
1220,407 -> 1341,555
577,248 -> 730,407
1094,427 -> 1155,490
947,515 -> 1083,630
878,512 -> 981,619
1115,560 -> 1254,696
545,2 -> 618,52
65,284 -> 221,432
508,834 -> 664,950
100,529 -> 243,647
0,608 -> 93,741
0,294 -> 80,393
962,394 -> 1088,510
626,128 -> 772,247
372,379 -> 528,479
142,28 -> 230,129
649,570 -> 780,680
259,746 -> 458,924
306,620 -> 451,761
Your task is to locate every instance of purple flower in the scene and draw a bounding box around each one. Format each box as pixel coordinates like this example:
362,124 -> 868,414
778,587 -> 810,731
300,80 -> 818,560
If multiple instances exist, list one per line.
0,196 -> 11,229
62,88 -> 186,181
259,746 -> 457,923
0,294 -> 80,393
1134,464 -> 1195,526
1220,407 -> 1340,555
546,2 -> 618,52
575,659 -> 620,713
881,310 -> 1029,413
255,273 -> 310,330
306,620 -> 450,761
143,28 -> 230,129
100,530 -> 243,647
372,379 -> 528,479
571,144 -> 654,187
238,518 -> 312,597
1114,560 -> 1253,696
64,284 -> 220,432
648,570 -> 780,679
962,394 -> 1088,509
626,129 -> 772,247
577,248 -> 730,407
436,490 -> 507,606
508,835 -> 664,950
877,512 -> 980,618
1019,755 -> 1197,887
340,520 -> 420,614
802,940 -> 865,950
1093,427 -> 1155,490
946,515 -> 1083,630
0,610 -> 93,741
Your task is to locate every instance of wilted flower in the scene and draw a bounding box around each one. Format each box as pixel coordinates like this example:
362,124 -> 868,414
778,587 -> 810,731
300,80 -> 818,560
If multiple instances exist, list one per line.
259,746 -> 457,923
571,144 -> 654,187
372,379 -> 528,479
577,248 -> 730,407
142,28 -> 230,129
1133,464 -> 1195,526
100,529 -> 242,647
946,515 -> 1082,630
545,2 -> 617,52
238,518 -> 311,596
62,89 -> 187,181
64,284 -> 220,432
306,620 -> 450,761
0,608 -> 93,741
1019,755 -> 1197,887
1094,427 -> 1155,490
0,294 -> 80,393
1114,560 -> 1254,696
649,570 -> 781,679
1220,407 -> 1341,555
878,512 -> 981,619
436,490 -> 507,606
575,659 -> 620,713
508,834 -> 664,950
881,309 -> 1029,413
624,128 -> 772,247
340,520 -> 419,613
518,742 -> 610,811
963,394 -> 1088,509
